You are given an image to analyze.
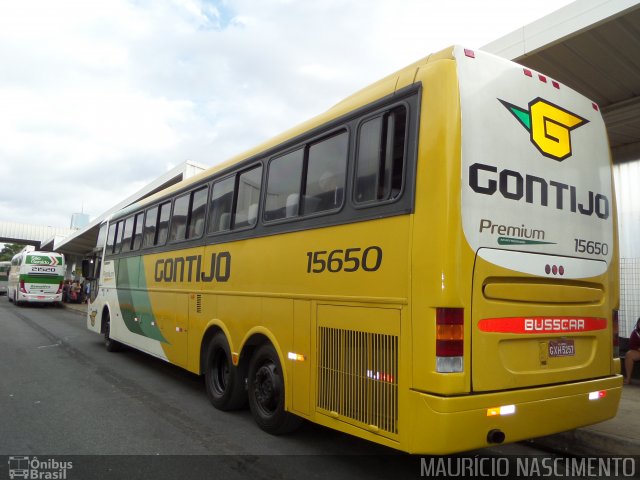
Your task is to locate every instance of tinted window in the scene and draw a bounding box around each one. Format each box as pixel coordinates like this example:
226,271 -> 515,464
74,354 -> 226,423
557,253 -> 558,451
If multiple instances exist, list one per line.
355,117 -> 383,203
106,223 -> 117,254
120,216 -> 135,252
355,106 -> 406,203
188,186 -> 208,239
156,202 -> 171,246
132,212 -> 144,251
170,193 -> 190,242
234,166 -> 262,228
304,131 -> 348,214
113,220 -> 125,253
209,177 -> 234,234
265,149 -> 303,221
143,206 -> 158,248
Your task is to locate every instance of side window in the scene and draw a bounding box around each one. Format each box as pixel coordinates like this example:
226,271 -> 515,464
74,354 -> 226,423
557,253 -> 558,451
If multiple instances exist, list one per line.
234,166 -> 262,228
113,220 -> 125,254
264,149 -> 304,221
304,131 -> 348,214
209,176 -> 234,234
106,223 -> 117,254
170,193 -> 189,242
120,216 -> 135,252
143,206 -> 158,248
156,202 -> 171,246
131,212 -> 144,251
355,106 -> 407,204
188,186 -> 208,239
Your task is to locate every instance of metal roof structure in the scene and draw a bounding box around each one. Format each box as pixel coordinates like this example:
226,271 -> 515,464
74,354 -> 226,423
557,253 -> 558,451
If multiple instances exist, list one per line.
483,0 -> 640,163
41,160 -> 208,255
0,222 -> 75,248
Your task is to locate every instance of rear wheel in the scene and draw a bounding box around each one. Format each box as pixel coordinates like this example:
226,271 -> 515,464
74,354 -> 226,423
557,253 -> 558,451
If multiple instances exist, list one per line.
247,344 -> 302,435
204,333 -> 247,410
104,311 -> 121,352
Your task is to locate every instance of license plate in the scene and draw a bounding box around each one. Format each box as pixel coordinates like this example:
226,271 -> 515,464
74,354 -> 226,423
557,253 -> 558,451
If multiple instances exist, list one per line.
548,339 -> 575,357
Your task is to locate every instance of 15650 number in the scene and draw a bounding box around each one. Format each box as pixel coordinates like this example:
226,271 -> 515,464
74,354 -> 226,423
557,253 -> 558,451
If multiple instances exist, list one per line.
574,238 -> 608,256
306,246 -> 383,273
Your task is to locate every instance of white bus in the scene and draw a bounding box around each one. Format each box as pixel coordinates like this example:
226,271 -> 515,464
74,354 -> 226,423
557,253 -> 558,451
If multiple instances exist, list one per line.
8,249 -> 65,306
0,261 -> 10,295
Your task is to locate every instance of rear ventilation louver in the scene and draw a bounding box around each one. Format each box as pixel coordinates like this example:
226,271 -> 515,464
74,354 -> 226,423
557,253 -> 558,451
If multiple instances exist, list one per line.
317,327 -> 398,435
196,294 -> 202,314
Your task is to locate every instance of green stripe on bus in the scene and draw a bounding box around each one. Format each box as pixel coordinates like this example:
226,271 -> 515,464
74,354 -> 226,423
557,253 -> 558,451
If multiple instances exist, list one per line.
116,257 -> 168,344
20,275 -> 63,284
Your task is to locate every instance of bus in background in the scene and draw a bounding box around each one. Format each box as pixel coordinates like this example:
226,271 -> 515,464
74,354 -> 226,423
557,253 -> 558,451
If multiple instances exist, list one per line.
86,46 -> 621,454
8,248 -> 65,306
0,261 -> 10,295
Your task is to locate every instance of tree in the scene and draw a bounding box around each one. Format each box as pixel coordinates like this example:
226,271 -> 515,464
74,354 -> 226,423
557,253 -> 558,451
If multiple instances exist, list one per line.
0,243 -> 26,261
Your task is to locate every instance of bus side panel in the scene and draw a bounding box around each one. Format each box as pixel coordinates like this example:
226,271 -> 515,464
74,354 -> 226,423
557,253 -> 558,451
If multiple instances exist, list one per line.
292,299 -> 312,416
409,59 -> 473,395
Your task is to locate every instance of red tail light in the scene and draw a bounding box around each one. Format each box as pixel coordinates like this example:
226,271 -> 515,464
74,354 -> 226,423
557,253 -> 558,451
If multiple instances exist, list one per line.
436,308 -> 464,372
56,281 -> 63,295
19,280 -> 27,293
612,310 -> 619,357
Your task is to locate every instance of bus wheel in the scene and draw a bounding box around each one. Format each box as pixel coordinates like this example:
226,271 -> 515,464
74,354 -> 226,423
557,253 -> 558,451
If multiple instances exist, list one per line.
247,344 -> 302,435
104,311 -> 121,352
204,333 -> 247,411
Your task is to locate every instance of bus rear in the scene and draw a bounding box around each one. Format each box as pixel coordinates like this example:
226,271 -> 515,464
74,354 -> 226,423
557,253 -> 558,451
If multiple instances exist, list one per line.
11,251 -> 65,305
0,261 -> 10,295
407,47 -> 620,453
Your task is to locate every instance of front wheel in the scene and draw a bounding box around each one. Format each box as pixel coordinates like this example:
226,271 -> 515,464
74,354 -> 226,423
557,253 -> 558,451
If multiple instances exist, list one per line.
204,333 -> 247,411
104,311 -> 121,352
247,344 -> 302,435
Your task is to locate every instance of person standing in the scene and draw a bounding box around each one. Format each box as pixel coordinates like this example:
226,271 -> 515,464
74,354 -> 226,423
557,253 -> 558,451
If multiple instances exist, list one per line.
624,318 -> 640,385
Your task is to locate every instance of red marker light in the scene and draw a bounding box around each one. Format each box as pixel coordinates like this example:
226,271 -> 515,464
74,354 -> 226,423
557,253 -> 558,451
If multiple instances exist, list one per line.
538,74 -> 547,83
464,49 -> 475,58
523,68 -> 533,77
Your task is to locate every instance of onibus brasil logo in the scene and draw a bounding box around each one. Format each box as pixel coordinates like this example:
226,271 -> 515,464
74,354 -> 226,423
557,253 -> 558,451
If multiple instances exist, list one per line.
499,97 -> 588,161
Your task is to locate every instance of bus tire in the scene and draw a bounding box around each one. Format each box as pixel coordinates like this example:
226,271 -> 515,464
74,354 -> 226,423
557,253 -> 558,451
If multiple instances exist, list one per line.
204,333 -> 247,411
247,344 -> 302,435
104,311 -> 121,352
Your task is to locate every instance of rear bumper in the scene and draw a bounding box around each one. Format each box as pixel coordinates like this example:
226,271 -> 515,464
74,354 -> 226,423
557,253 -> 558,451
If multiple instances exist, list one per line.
406,375 -> 622,454
17,292 -> 62,303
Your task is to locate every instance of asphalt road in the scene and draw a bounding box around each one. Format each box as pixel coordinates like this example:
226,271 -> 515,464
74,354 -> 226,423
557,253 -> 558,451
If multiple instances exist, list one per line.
0,296 -> 556,480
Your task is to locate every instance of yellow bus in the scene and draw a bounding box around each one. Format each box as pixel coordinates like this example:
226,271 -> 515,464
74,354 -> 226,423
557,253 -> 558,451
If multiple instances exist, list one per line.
86,46 -> 622,454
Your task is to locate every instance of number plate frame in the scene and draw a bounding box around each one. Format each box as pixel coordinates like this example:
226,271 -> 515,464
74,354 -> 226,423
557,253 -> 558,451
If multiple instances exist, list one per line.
548,339 -> 575,357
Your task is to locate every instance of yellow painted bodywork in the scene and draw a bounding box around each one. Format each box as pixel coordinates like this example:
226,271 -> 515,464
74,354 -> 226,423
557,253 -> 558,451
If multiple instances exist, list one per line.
99,46 -> 622,454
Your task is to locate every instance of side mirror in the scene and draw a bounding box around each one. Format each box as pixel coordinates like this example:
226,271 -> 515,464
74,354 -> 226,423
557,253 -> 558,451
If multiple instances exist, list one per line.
81,259 -> 93,279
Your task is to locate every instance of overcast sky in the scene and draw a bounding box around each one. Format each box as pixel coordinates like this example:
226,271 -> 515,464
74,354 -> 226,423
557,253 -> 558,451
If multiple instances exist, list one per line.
0,0 -> 575,230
